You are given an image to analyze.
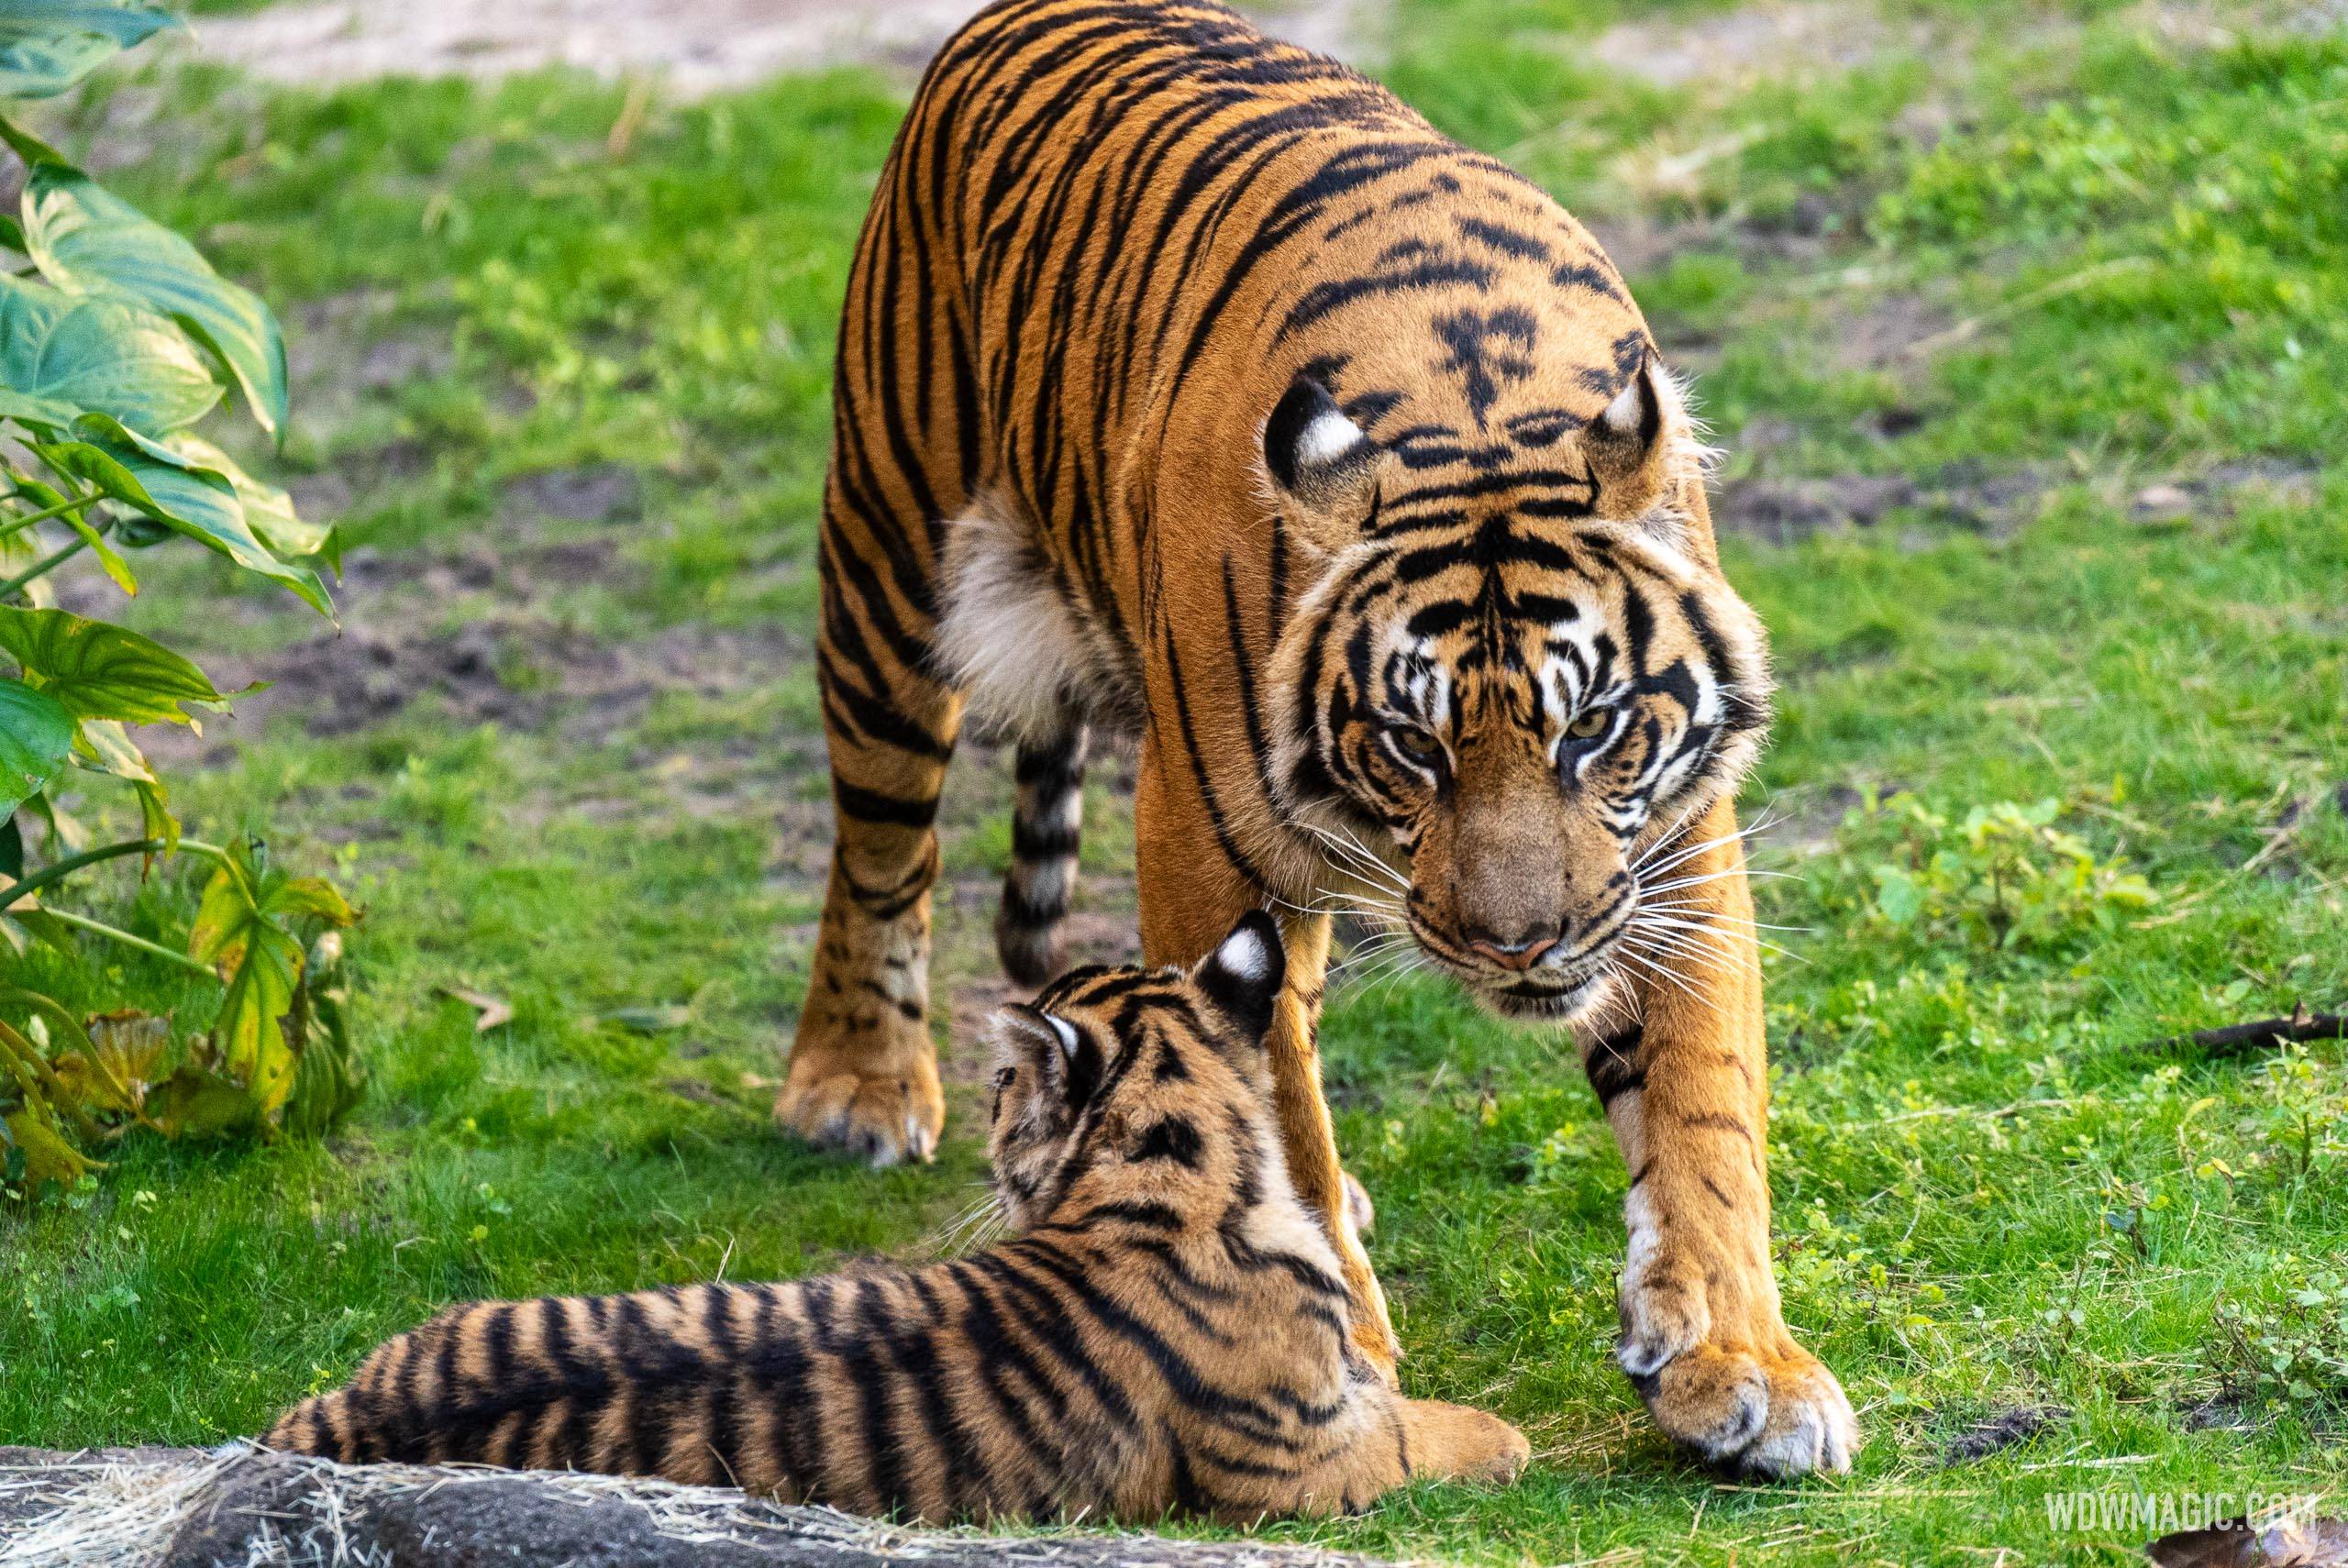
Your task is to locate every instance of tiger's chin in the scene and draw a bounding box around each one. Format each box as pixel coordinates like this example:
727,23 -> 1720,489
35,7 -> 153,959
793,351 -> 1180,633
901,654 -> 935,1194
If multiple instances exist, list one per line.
1468,966 -> 1619,1026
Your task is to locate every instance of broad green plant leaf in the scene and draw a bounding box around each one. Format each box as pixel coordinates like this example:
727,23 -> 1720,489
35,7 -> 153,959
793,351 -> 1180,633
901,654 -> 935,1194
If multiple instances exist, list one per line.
73,717 -> 177,845
190,858 -> 305,1115
24,165 -> 288,438
282,931 -> 364,1139
0,676 -> 72,814
147,1066 -> 260,1139
0,1 -> 174,99
0,385 -> 83,427
2,1105 -> 97,1187
0,604 -> 228,723
0,272 -> 218,432
168,434 -> 326,558
189,851 -> 355,1118
35,425 -> 332,614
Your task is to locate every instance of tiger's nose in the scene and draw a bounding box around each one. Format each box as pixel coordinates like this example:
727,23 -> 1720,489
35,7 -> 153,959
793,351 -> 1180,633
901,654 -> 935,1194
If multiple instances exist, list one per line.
1469,934 -> 1557,971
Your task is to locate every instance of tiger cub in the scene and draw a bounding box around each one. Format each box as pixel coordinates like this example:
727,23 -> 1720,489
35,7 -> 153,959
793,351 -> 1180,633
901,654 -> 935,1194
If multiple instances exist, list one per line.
265,915 -> 1529,1522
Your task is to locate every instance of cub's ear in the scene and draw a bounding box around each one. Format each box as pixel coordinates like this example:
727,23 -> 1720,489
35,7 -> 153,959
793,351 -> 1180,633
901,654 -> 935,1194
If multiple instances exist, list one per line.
1194,911 -> 1286,1042
991,1005 -> 1102,1110
1262,374 -> 1383,548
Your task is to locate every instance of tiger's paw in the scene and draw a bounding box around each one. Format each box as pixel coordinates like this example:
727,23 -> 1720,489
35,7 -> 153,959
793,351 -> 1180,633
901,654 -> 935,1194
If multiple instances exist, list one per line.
1617,1247 -> 1856,1477
1401,1398 -> 1532,1485
1624,1341 -> 1857,1478
776,1053 -> 944,1168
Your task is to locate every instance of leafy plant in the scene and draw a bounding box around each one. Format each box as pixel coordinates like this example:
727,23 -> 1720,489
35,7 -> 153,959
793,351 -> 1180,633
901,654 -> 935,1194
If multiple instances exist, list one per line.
0,0 -> 359,1197
2212,1270 -> 2348,1418
1826,791 -> 2158,958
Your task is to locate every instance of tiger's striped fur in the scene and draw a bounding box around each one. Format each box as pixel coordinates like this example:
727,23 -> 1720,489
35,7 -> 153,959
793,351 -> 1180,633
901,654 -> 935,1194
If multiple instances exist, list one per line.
782,0 -> 1857,1476
268,919 -> 1528,1520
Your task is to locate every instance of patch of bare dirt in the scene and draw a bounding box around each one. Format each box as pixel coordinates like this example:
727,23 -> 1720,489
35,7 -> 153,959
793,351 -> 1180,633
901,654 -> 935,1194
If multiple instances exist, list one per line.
1590,0 -> 1908,89
502,462 -> 643,524
1716,465 -> 2054,543
176,0 -> 1385,95
1941,1404 -> 2068,1464
1716,455 -> 2323,546
151,613 -> 804,769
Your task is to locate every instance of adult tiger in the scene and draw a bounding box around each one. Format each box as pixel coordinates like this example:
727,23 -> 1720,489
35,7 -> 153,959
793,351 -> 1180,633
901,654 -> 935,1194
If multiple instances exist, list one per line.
271,918 -> 1531,1519
783,0 -> 1859,1475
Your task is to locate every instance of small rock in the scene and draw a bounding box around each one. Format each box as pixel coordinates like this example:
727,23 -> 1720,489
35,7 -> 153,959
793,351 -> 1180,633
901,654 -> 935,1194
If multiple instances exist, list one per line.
2132,482 -> 2194,523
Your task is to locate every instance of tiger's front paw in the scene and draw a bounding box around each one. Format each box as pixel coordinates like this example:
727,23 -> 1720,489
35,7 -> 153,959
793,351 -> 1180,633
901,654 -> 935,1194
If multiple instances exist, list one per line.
1626,1341 -> 1857,1477
776,1051 -> 944,1167
1618,1247 -> 1857,1476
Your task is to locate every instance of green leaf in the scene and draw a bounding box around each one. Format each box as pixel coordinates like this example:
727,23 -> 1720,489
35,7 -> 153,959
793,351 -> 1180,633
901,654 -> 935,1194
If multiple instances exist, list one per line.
263,875 -> 358,926
35,427 -> 332,615
0,604 -> 228,723
72,717 -> 177,845
148,1066 -> 260,1139
281,931 -> 365,1140
166,434 -> 325,558
72,715 -> 153,780
1,1106 -> 97,1188
0,385 -> 83,428
59,503 -> 134,593
0,2 -> 174,49
0,272 -> 218,432
23,165 -> 288,438
0,676 -> 72,815
0,3 -> 173,99
190,853 -> 307,1115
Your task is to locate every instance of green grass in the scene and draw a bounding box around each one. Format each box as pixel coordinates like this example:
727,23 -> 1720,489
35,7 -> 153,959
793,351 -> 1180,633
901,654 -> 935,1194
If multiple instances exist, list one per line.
6,3 -> 2347,1563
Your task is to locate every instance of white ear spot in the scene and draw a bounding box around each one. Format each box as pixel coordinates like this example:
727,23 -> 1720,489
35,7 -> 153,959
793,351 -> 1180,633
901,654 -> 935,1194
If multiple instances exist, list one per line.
1601,375 -> 1645,436
1216,928 -> 1272,983
1045,1015 -> 1080,1056
1296,409 -> 1366,468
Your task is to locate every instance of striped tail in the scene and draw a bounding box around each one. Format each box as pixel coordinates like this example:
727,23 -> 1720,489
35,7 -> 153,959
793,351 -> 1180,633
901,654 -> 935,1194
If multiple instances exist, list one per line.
997,727 -> 1087,987
267,1388 -> 358,1460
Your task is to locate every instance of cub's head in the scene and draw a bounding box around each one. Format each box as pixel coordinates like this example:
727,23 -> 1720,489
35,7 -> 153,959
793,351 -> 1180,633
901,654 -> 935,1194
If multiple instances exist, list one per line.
1259,338 -> 1773,1024
984,914 -> 1286,1233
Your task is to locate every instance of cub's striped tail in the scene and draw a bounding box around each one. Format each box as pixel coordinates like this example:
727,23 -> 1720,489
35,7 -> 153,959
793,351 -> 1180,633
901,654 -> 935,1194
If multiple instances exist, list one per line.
997,727 -> 1086,986
264,1288 -> 757,1476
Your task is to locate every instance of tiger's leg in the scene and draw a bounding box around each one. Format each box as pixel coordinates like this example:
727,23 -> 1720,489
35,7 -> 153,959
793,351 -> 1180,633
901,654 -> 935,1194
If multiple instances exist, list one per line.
1133,750 -> 1400,1376
1585,797 -> 1858,1476
777,481 -> 963,1166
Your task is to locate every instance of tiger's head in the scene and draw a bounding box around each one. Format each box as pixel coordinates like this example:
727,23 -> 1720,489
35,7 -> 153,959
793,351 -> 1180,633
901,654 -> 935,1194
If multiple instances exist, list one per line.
982,914 -> 1293,1233
1258,324 -> 1772,1026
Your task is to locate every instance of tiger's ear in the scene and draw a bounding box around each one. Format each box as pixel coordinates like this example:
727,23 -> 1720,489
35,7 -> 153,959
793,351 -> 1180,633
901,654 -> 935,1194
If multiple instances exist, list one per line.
1194,911 -> 1286,1042
1262,375 -> 1384,550
1585,353 -> 1683,530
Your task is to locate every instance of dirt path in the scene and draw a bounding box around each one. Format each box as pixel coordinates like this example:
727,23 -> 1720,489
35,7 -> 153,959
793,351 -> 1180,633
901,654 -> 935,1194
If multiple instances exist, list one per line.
180,0 -> 1381,93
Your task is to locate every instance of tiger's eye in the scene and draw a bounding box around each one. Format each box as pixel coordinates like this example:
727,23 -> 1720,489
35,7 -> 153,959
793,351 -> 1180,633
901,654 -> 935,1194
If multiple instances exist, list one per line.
1565,707 -> 1612,741
1394,727 -> 1444,761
